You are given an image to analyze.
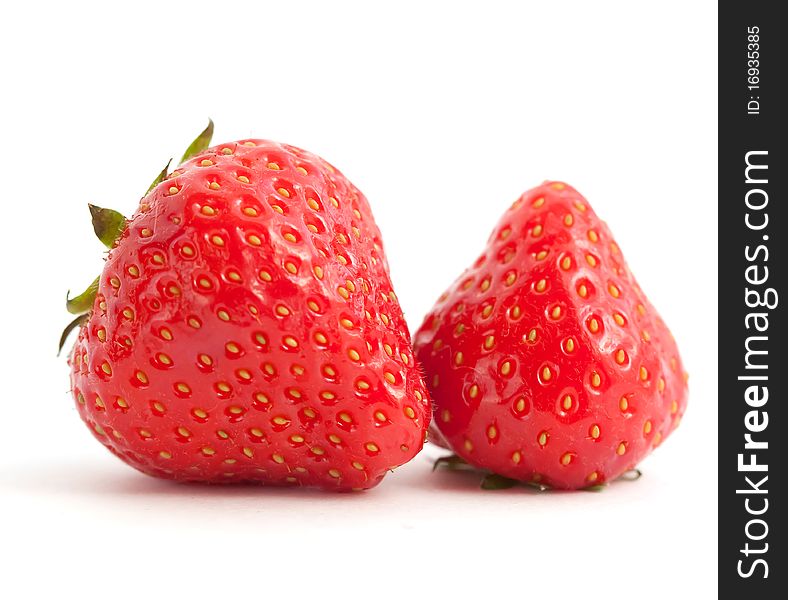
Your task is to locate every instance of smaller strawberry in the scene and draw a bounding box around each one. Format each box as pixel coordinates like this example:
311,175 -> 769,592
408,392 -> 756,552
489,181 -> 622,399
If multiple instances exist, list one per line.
414,182 -> 688,490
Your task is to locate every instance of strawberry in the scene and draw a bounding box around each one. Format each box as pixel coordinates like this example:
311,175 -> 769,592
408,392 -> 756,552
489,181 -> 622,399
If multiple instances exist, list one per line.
63,122 -> 430,490
414,182 -> 687,490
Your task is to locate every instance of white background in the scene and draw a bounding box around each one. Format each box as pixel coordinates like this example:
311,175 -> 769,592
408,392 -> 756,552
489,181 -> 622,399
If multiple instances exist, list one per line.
0,2 -> 718,598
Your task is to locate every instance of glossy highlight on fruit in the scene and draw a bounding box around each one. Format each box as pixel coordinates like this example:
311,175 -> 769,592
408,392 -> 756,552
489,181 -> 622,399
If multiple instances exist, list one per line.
414,181 -> 687,489
66,129 -> 430,490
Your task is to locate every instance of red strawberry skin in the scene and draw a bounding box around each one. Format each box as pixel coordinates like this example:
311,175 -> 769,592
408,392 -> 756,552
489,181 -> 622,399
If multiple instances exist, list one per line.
69,140 -> 430,490
414,182 -> 687,489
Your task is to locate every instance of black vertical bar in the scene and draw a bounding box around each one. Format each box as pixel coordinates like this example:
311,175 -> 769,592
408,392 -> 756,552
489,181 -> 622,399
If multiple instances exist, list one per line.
719,3 -> 784,596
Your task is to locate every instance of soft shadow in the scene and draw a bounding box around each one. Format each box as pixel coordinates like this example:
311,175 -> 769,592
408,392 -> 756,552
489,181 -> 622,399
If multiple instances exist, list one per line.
1,460 -> 371,502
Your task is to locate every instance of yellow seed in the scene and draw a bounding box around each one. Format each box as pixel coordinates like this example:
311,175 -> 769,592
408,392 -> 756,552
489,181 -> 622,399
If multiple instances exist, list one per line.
176,383 -> 191,394
198,354 -> 213,366
284,336 -> 298,348
177,426 -> 191,438
500,361 -> 512,376
340,318 -> 353,329
486,425 -> 497,440
658,377 -> 666,393
484,335 -> 495,350
536,250 -> 549,261
542,366 -> 553,381
510,305 -> 522,320
535,279 -> 547,293
515,397 -> 526,413
505,272 -> 517,286
441,409 -> 451,423
613,313 -> 625,326
271,204 -> 284,214
348,349 -> 360,361
512,451 -> 522,464
538,432 -> 549,447
587,472 -> 599,483
200,159 -> 213,167
641,330 -> 651,342
564,214 -> 574,226
290,434 -> 304,443
211,235 -> 224,246
276,305 -> 291,317
532,224 -> 543,237
608,283 -> 620,298
339,412 -> 352,423
551,305 -> 562,319
314,332 -> 328,344
136,371 -> 148,384
243,206 -> 259,217
565,338 -> 575,353
384,372 -> 396,384
671,400 -> 679,414
202,447 -> 216,456
159,451 -> 172,459
586,254 -> 597,267
644,420 -> 653,435
577,284 -> 588,298
640,366 -> 649,381
101,362 -> 112,375
277,187 -> 290,198
590,424 -> 600,439
482,305 -> 493,318
116,397 -> 128,409
589,318 -> 600,333
588,230 -> 599,243
615,349 -> 626,364
247,234 -> 262,246
272,454 -> 285,464
365,442 -> 379,452
620,396 -> 629,411
404,406 -> 416,419
562,395 -> 572,410
307,198 -> 320,210
356,380 -> 370,391
616,442 -> 627,455
208,182 -> 220,190
284,233 -> 297,243
464,439 -> 474,452
272,416 -> 289,426
480,278 -> 491,292
469,384 -> 480,399
590,372 -> 601,388
200,206 -> 216,216
352,461 -> 364,470
311,446 -> 326,455
454,352 -> 464,365
243,448 -> 254,458
532,197 -> 545,208
561,453 -> 573,466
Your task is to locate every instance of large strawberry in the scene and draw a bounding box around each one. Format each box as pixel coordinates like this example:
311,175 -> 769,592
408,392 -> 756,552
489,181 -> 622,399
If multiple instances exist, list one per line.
63,122 -> 430,490
414,182 -> 687,490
